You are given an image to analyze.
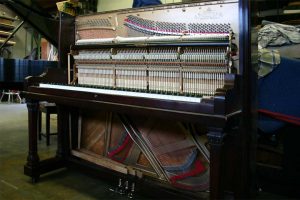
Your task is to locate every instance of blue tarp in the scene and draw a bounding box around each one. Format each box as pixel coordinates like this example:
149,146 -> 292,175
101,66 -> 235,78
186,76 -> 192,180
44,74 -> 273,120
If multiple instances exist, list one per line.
132,0 -> 162,8
258,57 -> 300,133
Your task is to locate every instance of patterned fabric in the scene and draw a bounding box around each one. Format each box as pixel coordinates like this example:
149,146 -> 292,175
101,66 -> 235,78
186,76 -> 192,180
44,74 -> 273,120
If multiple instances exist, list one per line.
258,21 -> 300,48
132,0 -> 162,8
258,48 -> 281,78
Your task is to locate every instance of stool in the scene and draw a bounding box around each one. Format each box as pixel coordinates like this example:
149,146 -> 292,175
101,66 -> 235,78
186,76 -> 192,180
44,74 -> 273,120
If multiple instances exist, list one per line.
0,90 -> 22,103
38,102 -> 57,146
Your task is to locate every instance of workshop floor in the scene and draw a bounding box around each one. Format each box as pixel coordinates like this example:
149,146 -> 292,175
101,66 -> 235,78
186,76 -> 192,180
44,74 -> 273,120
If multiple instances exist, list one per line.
0,103 -> 289,200
0,103 -> 137,200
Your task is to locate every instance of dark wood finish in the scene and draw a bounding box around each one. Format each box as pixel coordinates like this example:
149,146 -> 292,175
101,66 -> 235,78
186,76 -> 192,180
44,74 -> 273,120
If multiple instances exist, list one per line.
24,68 -> 67,90
22,72 -> 241,199
56,105 -> 70,159
207,128 -> 226,199
25,100 -> 67,181
22,1 -> 257,199
70,109 -> 79,150
58,12 -> 75,69
24,100 -> 40,182
38,103 -> 57,146
24,86 -> 240,128
236,0 -> 258,198
27,84 -> 236,112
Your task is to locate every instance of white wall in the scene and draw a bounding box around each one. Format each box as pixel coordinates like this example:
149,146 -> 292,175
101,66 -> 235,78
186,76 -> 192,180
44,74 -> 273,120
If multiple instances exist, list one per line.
97,0 -> 182,12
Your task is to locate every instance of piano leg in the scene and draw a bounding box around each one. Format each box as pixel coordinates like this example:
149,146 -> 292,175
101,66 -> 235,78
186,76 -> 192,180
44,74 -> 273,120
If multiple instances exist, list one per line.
38,111 -> 42,140
24,100 -> 40,182
24,101 -> 68,182
207,127 -> 226,200
56,105 -> 70,159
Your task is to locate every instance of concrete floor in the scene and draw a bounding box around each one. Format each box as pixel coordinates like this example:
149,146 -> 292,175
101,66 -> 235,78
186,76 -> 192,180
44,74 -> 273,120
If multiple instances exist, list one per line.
0,103 -> 141,200
0,103 -> 289,199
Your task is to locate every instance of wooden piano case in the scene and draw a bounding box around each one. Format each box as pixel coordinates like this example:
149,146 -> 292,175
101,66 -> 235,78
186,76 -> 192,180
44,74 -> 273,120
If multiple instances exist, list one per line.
23,0 -> 258,199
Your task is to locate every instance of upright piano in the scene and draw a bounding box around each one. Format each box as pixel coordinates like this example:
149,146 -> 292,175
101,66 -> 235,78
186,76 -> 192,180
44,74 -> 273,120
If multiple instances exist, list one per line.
23,0 -> 257,199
